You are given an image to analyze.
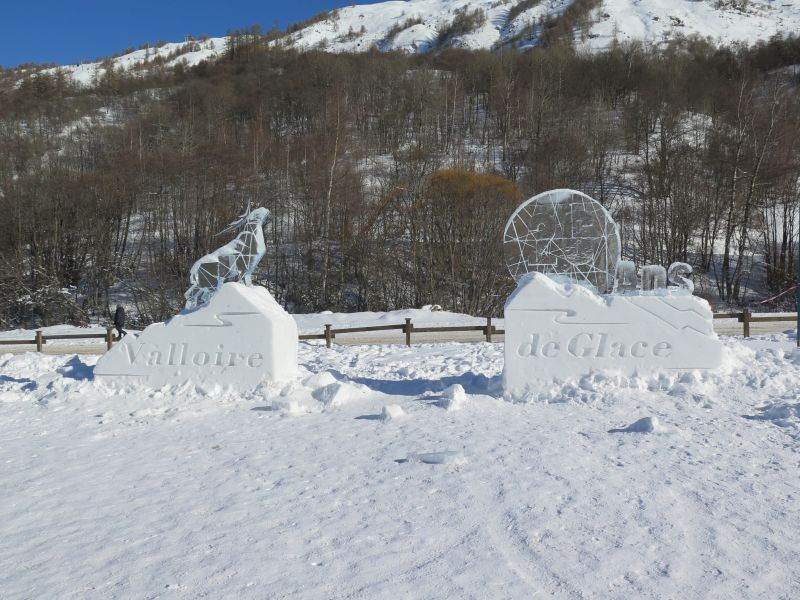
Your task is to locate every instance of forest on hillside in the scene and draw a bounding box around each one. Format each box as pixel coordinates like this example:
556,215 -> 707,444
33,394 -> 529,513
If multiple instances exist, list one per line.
0,32 -> 799,326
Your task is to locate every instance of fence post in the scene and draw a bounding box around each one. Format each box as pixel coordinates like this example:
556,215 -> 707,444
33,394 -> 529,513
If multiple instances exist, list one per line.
742,309 -> 751,338
35,330 -> 43,353
324,324 -> 332,349
486,317 -> 492,343
106,327 -> 114,350
405,318 -> 412,347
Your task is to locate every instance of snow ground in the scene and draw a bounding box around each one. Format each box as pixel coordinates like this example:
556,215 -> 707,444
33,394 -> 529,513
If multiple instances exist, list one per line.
1,331 -> 800,598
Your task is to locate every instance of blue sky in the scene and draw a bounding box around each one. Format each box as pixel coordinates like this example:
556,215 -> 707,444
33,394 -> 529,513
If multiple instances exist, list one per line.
1,1 -> 383,68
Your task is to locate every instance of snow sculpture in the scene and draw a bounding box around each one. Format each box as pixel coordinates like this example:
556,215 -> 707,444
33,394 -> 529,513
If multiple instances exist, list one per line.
503,190 -> 722,396
504,273 -> 723,396
503,189 -> 620,293
95,282 -> 298,389
96,206 -> 298,390
185,206 -> 272,309
641,265 -> 667,292
668,262 -> 694,294
615,260 -> 637,293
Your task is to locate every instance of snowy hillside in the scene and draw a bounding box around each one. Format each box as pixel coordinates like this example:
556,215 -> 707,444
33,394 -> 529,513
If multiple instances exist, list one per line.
38,37 -> 227,87
283,0 -> 800,53
2,331 -> 800,596
29,0 -> 800,87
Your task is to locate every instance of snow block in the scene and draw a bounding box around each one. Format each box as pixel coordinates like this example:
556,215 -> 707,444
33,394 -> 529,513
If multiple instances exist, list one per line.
504,273 -> 722,397
95,282 -> 298,389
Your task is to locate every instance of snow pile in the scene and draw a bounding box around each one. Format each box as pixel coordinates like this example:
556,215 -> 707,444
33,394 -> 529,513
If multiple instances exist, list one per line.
2,331 -> 800,597
442,383 -> 468,411
744,394 -> 800,437
506,336 -> 750,405
381,403 -> 406,422
610,415 -> 665,434
262,370 -> 373,414
312,379 -> 370,408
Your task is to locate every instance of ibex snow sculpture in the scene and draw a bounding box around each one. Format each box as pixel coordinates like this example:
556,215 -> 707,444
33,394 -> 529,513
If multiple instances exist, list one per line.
184,206 -> 272,309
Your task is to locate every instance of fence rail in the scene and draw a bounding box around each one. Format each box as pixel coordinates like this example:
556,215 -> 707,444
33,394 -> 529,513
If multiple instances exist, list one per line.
720,308 -> 799,338
300,317 -> 506,348
303,311 -> 797,348
0,311 -> 796,352
0,328 -> 118,352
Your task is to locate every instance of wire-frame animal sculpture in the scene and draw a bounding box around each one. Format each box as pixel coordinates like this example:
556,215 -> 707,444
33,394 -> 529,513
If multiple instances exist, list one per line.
184,206 -> 272,309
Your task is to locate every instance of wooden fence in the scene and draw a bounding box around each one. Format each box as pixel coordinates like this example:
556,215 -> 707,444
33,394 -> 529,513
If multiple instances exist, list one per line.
0,311 -> 796,352
299,317 -> 504,348
0,327 -> 118,352
301,311 -> 798,348
712,309 -> 797,338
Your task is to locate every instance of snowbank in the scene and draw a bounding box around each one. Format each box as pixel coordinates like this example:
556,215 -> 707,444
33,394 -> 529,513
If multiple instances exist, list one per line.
293,306 -> 491,333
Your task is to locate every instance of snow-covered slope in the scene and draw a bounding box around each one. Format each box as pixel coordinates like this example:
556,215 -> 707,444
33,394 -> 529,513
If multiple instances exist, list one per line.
40,37 -> 227,87
283,0 -> 800,53
26,0 -> 800,88
586,0 -> 800,51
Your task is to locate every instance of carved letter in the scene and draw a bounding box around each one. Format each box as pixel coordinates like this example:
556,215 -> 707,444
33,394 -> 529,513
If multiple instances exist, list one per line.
596,332 -> 609,358
146,350 -> 163,366
630,341 -> 648,358
213,345 -> 225,367
668,262 -> 694,294
568,333 -> 593,358
542,341 -> 560,358
609,341 -> 627,358
653,342 -> 672,358
167,343 -> 177,366
124,344 -> 144,365
615,260 -> 637,293
192,352 -> 210,366
641,265 -> 667,292
248,353 -> 264,368
517,334 -> 534,357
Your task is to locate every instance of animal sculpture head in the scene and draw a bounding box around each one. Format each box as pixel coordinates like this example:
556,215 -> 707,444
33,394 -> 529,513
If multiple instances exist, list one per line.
219,206 -> 272,234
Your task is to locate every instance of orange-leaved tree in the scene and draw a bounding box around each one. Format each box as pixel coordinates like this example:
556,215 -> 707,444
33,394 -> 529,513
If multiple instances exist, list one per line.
420,169 -> 523,315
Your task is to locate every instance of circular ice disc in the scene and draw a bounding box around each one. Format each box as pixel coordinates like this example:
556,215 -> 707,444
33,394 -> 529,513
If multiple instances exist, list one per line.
503,189 -> 620,293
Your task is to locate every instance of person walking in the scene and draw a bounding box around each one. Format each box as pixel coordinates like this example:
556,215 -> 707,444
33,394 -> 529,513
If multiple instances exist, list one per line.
113,305 -> 127,338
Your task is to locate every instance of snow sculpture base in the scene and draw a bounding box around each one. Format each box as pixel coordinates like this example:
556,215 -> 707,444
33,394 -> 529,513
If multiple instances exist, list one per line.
504,274 -> 722,397
96,283 -> 298,389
